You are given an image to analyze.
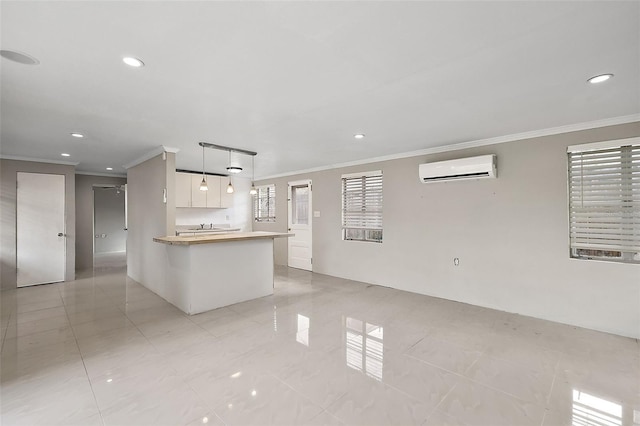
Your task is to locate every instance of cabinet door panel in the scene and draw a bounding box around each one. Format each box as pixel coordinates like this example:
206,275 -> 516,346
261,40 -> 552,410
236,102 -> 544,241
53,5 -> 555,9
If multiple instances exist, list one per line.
220,177 -> 234,208
191,174 -> 208,207
206,176 -> 221,208
176,173 -> 192,207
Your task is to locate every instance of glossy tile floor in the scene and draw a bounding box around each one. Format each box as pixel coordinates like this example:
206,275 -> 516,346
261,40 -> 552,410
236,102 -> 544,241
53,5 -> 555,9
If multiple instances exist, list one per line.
1,264 -> 638,426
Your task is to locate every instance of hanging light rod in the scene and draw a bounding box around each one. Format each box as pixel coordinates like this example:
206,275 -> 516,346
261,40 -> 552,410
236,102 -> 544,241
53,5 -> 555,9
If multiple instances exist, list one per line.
198,142 -> 257,157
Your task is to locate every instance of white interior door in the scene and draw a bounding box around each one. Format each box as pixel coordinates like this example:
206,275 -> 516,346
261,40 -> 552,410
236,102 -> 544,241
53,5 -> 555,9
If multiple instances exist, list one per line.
17,172 -> 66,287
288,180 -> 312,271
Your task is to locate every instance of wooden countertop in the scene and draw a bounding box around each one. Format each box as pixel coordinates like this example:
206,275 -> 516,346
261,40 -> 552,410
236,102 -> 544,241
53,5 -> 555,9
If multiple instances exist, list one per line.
154,231 -> 293,246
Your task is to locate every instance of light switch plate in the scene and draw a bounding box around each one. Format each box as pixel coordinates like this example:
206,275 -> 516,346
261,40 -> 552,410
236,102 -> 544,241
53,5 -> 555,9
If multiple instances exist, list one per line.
314,211 -> 320,217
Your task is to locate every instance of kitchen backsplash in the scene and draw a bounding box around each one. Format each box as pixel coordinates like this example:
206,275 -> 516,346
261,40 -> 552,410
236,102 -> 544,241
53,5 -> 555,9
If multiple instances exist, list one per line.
175,208 -> 232,226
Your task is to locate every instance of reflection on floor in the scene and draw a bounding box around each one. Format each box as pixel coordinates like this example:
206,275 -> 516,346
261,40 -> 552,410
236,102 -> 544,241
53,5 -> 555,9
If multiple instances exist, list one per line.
1,265 -> 638,425
93,251 -> 126,270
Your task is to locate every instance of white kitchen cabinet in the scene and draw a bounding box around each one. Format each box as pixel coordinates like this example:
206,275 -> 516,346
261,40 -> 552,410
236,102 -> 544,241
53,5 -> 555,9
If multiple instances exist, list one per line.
206,176 -> 222,208
175,172 -> 234,209
191,174 -> 207,207
220,176 -> 234,208
175,172 -> 192,207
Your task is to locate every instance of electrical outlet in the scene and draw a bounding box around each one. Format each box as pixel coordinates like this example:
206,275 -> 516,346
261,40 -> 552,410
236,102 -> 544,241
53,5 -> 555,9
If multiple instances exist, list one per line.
454,258 -> 460,266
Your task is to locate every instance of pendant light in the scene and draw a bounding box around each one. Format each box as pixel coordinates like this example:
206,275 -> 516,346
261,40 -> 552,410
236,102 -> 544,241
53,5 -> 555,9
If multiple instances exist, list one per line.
199,145 -> 208,191
249,156 -> 257,195
226,151 -> 235,193
226,150 -> 243,174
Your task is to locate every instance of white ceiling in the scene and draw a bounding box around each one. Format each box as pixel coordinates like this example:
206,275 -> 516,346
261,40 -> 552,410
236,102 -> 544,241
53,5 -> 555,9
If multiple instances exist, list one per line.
1,1 -> 638,178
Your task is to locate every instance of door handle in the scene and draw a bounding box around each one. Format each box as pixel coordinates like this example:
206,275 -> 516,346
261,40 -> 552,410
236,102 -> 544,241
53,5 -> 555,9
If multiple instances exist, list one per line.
57,233 -> 65,237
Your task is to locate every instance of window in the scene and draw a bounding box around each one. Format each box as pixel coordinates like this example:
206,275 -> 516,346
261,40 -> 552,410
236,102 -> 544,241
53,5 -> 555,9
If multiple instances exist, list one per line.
290,184 -> 309,225
253,184 -> 276,222
568,140 -> 639,264
342,171 -> 383,242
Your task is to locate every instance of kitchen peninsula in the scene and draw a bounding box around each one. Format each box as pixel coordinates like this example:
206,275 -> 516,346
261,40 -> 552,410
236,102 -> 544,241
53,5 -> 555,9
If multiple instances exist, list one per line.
154,231 -> 291,314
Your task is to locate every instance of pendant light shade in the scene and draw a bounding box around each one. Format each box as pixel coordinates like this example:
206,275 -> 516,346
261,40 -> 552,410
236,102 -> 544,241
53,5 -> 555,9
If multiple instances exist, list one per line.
199,145 -> 208,191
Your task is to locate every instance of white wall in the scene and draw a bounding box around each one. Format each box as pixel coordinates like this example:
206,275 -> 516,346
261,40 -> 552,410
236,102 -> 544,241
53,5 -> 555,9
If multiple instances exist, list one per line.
255,122 -> 640,339
126,153 -> 175,298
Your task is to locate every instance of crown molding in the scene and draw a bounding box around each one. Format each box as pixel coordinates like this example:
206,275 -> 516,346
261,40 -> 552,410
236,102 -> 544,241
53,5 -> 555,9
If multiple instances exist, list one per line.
0,155 -> 79,166
75,171 -> 127,178
123,145 -> 180,170
257,114 -> 640,180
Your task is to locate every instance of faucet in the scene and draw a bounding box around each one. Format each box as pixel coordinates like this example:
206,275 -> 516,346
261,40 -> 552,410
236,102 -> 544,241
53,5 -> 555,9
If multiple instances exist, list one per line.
209,223 -> 213,229
200,223 -> 205,229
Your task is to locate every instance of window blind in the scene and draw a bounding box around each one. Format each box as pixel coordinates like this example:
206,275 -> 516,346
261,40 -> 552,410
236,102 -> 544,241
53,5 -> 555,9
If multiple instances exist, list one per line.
568,144 -> 640,262
254,184 -> 276,222
342,171 -> 383,242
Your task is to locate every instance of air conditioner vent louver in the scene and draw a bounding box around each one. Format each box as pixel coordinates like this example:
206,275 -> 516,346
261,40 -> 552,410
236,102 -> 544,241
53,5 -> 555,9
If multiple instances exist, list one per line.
419,155 -> 497,183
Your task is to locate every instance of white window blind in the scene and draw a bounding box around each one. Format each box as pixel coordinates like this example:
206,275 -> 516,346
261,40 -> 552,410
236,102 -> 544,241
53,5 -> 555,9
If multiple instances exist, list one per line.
342,171 -> 383,242
254,184 -> 276,222
568,143 -> 640,263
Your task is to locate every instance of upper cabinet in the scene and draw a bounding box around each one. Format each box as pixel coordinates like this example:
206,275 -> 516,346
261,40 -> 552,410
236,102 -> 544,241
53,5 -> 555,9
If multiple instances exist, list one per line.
191,174 -> 207,207
220,176 -> 234,208
176,173 -> 192,208
175,172 -> 231,209
205,177 -> 222,208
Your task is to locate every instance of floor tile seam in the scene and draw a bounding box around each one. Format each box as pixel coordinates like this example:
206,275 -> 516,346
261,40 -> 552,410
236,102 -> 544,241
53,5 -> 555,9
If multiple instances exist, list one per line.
544,368 -> 560,411
14,300 -> 66,315
374,374 -> 462,418
181,376 -> 229,426
115,312 -> 174,358
61,296 -> 106,426
68,311 -> 132,327
125,310 -> 190,327
308,409 -> 344,425
269,370 -> 348,411
0,310 -> 13,350
10,308 -> 71,324
402,352 -> 487,389
71,320 -> 138,340
182,313 -> 226,339
3,321 -> 73,340
457,370 -> 551,409
193,314 -> 260,331
425,406 -> 474,426
472,351 -> 560,378
270,372 -> 348,421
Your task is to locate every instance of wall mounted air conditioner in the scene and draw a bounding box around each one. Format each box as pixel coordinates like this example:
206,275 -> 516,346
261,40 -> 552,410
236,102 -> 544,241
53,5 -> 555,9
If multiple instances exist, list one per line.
419,154 -> 497,183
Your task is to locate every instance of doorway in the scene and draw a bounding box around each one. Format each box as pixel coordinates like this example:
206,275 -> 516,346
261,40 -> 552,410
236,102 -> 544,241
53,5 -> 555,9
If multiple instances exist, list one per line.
16,172 -> 66,287
93,185 -> 127,268
288,179 -> 312,271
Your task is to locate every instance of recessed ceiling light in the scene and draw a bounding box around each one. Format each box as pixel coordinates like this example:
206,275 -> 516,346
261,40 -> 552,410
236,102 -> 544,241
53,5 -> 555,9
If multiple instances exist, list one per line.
61,153 -> 70,157
123,57 -> 144,68
0,50 -> 39,65
106,167 -> 113,171
588,74 -> 613,84
70,133 -> 84,138
354,134 -> 365,139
